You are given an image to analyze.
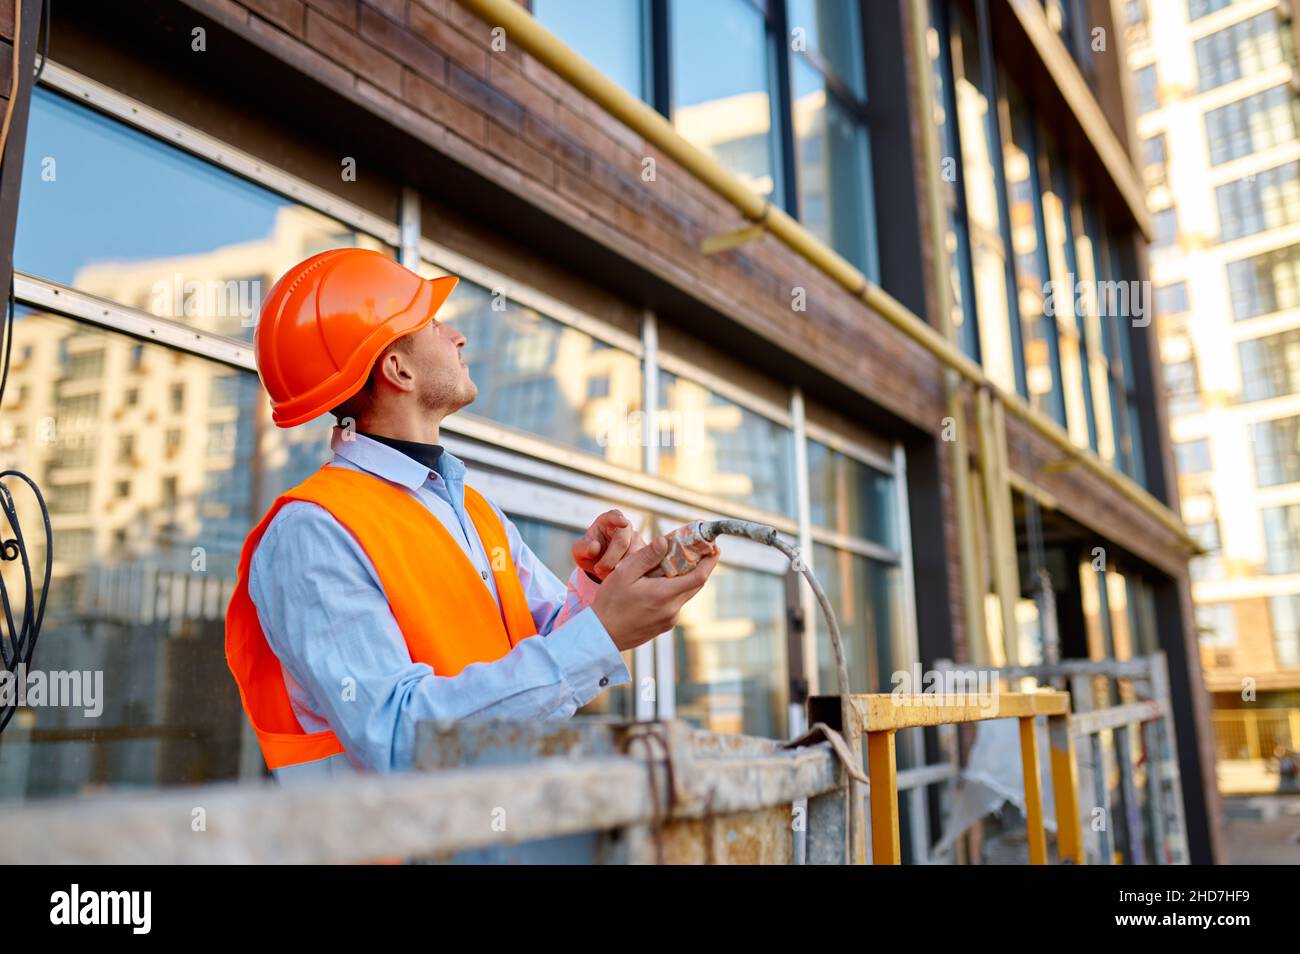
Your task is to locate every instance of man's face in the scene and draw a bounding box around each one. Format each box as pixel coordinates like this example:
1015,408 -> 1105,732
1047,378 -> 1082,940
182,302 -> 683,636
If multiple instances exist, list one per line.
404,317 -> 477,414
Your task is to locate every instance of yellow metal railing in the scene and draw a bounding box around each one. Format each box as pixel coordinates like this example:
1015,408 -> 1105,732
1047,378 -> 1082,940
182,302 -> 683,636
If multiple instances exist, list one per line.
812,690 -> 1083,865
1212,709 -> 1300,761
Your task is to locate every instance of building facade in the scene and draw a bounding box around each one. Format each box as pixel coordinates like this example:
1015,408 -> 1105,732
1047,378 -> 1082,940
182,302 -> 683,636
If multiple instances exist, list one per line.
0,0 -> 1221,860
1125,0 -> 1300,791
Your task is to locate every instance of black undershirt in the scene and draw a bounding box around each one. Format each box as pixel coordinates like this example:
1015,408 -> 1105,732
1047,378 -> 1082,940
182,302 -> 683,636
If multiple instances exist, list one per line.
358,431 -> 445,472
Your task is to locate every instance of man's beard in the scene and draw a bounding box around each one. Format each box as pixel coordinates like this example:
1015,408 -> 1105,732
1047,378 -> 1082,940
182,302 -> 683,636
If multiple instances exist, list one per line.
420,373 -> 476,415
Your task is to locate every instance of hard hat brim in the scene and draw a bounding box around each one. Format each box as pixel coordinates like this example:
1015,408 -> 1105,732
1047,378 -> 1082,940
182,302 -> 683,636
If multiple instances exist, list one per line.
270,273 -> 460,428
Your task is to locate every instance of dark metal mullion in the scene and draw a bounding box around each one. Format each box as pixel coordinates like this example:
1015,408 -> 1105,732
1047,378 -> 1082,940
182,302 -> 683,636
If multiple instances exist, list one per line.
650,0 -> 671,118
794,47 -> 869,119
975,0 -> 1030,401
773,0 -> 799,217
935,0 -> 981,361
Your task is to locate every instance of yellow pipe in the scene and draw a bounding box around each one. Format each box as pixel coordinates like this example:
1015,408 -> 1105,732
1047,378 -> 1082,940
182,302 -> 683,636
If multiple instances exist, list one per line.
453,0 -> 1194,550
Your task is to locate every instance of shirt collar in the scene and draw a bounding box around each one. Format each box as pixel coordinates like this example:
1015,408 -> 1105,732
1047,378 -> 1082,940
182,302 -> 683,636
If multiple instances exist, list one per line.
358,431 -> 445,470
330,428 -> 465,490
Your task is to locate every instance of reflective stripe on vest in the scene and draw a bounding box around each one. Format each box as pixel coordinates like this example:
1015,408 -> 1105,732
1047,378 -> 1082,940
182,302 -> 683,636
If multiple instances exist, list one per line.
225,465 -> 539,770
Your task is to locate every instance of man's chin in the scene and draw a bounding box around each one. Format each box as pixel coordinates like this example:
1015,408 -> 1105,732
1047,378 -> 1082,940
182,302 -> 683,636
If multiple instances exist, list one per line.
446,381 -> 477,414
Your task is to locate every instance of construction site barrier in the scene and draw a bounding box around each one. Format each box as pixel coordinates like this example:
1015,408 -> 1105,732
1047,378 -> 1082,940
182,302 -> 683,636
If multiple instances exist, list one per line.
810,689 -> 1079,864
997,653 -> 1189,865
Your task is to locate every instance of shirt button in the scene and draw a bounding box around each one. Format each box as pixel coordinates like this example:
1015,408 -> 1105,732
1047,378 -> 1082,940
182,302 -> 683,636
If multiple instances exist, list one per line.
481,570 -> 488,580
599,676 -> 609,688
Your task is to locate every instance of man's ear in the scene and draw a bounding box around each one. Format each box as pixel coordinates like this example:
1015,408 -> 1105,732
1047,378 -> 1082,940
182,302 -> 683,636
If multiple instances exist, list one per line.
375,347 -> 416,393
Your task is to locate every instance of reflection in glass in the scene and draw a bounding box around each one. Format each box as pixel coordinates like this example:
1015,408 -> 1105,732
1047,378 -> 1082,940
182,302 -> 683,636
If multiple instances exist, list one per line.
1090,207 -> 1137,476
656,369 -> 794,516
806,439 -> 895,547
533,0 -> 648,100
952,10 -> 1016,391
1002,81 -> 1064,423
928,0 -> 980,359
673,563 -> 786,738
16,88 -> 390,341
787,0 -> 866,99
671,0 -> 780,201
791,58 -> 878,278
1040,143 -> 1092,450
424,266 -> 643,471
1072,191 -> 1115,461
813,544 -> 902,694
0,310 -> 333,800
511,515 -> 633,720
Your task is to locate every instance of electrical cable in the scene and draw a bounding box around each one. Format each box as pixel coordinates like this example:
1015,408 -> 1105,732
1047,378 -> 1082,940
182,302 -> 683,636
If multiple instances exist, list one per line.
0,0 -> 55,734
0,277 -> 53,735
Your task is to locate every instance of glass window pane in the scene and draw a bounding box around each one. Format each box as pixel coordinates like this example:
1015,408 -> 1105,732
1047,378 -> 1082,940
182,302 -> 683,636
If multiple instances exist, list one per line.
929,0 -> 980,359
1189,0 -> 1234,21
16,88 -> 390,340
1195,11 -> 1291,94
656,369 -> 794,515
1003,81 -> 1063,422
813,544 -> 903,694
1164,358 -> 1201,416
1216,160 -> 1300,242
1195,603 -> 1237,648
806,439 -> 895,547
1040,144 -> 1092,448
1175,437 -> 1211,474
1263,505 -> 1300,574
0,309 -> 336,800
670,0 -> 781,201
952,9 -> 1017,392
422,265 -> 644,470
534,0 -> 647,100
672,564 -> 787,738
1134,64 -> 1158,115
791,58 -> 878,278
787,0 -> 866,99
1075,198 -> 1115,461
1250,416 -> 1300,486
1228,242 -> 1300,321
1239,327 -> 1300,401
1267,595 -> 1300,668
1204,85 -> 1300,166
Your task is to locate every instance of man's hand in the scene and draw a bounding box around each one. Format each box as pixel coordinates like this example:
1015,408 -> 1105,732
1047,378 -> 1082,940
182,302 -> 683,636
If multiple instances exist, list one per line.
591,535 -> 720,651
572,509 -> 644,581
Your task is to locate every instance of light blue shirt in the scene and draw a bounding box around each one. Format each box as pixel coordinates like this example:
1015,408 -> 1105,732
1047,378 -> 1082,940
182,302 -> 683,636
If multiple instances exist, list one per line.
247,429 -> 631,781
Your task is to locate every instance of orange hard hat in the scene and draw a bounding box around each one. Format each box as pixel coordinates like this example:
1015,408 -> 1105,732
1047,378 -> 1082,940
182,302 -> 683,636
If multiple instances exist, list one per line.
255,248 -> 458,428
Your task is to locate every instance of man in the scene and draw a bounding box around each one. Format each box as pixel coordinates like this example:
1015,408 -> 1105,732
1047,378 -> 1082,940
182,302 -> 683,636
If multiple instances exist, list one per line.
226,248 -> 718,781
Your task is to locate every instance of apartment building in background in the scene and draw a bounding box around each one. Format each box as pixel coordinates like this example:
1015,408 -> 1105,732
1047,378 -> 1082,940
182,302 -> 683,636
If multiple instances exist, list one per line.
1125,0 -> 1300,791
0,0 -> 1221,860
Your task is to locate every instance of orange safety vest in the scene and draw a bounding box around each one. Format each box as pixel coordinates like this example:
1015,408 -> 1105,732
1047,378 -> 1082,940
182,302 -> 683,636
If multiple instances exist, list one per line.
225,465 -> 539,770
